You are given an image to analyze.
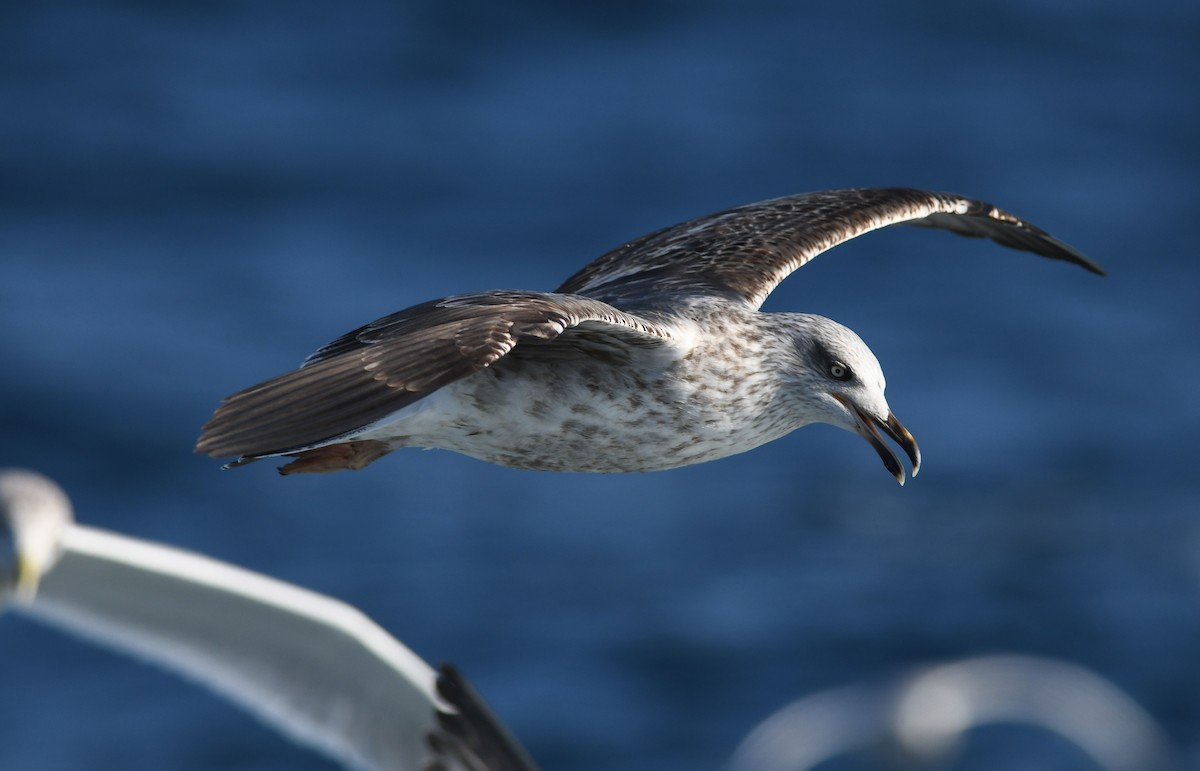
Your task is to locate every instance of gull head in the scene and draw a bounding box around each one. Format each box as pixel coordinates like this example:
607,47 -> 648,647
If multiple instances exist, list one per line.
779,315 -> 921,484
0,469 -> 73,602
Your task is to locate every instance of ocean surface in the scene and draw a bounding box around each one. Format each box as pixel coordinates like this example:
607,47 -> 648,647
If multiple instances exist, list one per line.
2,2 -> 1197,769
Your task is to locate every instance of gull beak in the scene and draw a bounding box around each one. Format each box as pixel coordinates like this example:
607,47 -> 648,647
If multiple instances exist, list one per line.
12,554 -> 40,602
1,512 -> 40,602
834,396 -> 921,485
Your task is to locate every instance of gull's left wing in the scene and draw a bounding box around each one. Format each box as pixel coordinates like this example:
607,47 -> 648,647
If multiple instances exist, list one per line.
558,187 -> 1103,310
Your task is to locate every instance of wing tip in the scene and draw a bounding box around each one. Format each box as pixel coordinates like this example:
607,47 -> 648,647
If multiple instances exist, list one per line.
428,663 -> 543,771
923,199 -> 1106,277
1071,250 -> 1107,277
1035,233 -> 1106,276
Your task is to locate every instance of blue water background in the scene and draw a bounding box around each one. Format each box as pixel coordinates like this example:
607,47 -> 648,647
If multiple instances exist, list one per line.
2,2 -> 1197,769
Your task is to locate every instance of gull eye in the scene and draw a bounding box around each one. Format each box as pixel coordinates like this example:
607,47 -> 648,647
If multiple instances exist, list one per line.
829,361 -> 851,381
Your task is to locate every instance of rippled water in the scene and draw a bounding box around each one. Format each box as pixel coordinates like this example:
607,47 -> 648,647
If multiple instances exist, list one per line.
2,2 -> 1197,770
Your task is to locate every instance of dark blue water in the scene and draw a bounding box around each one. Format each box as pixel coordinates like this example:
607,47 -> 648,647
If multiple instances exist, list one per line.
2,2 -> 1197,769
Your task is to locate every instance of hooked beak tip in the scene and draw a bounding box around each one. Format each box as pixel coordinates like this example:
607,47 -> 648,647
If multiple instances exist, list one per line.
882,411 -> 920,483
836,397 -> 921,485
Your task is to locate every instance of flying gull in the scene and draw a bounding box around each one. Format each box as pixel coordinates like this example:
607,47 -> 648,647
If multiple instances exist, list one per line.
196,188 -> 1102,482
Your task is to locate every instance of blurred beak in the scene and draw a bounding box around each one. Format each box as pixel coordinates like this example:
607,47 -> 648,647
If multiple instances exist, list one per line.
834,396 -> 921,485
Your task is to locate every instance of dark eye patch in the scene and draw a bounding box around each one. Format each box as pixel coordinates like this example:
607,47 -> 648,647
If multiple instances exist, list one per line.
809,341 -> 854,382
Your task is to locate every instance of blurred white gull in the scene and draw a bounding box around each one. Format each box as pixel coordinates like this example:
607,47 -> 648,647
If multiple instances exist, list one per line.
0,469 -> 534,771
730,655 -> 1178,771
2,470 -> 1178,771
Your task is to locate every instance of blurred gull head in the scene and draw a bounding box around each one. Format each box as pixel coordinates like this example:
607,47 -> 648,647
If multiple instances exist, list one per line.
0,469 -> 73,603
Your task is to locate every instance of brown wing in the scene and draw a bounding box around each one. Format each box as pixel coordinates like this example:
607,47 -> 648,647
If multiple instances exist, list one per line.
195,291 -> 676,461
557,187 -> 1102,309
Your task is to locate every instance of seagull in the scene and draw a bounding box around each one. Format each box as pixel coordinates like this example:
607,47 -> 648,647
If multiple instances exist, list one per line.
195,188 -> 1102,481
730,655 -> 1177,771
3,471 -> 1176,771
0,469 -> 530,771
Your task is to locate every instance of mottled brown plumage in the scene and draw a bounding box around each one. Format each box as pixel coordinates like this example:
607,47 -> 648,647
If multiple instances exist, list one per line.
196,187 -> 1099,479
